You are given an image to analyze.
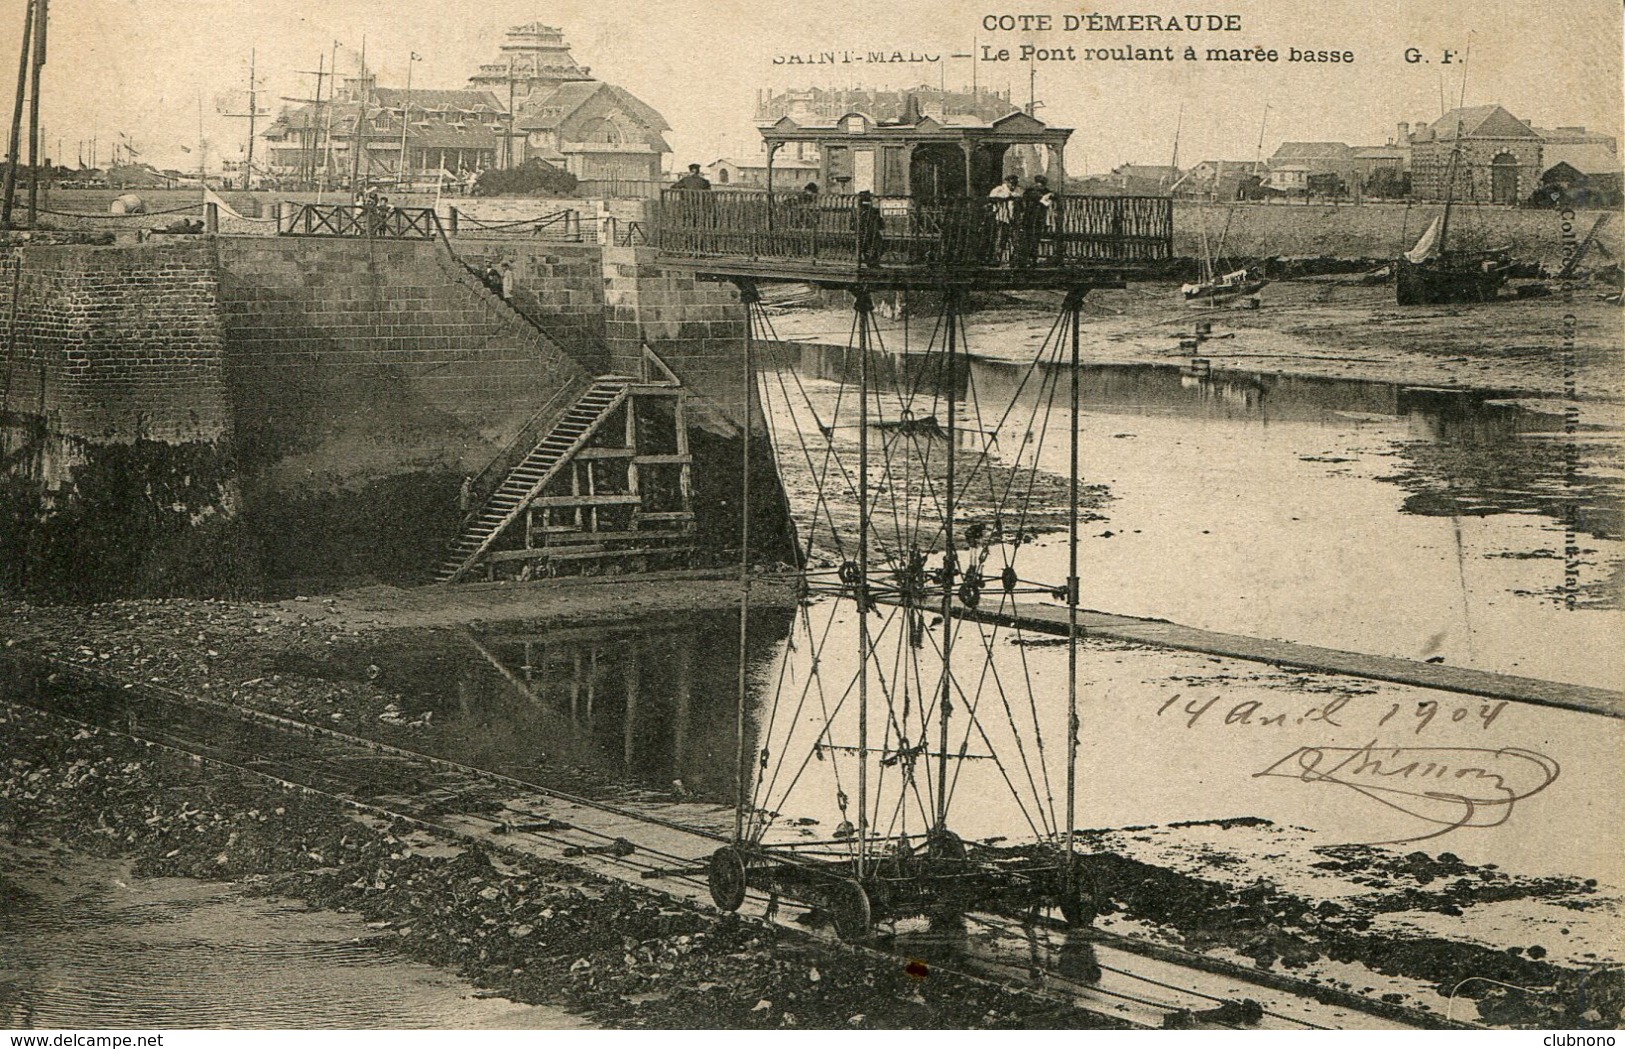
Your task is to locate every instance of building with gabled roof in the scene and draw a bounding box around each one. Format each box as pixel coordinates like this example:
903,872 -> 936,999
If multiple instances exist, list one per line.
1267,141 -> 1356,190
1174,159 -> 1265,199
468,22 -> 670,179
261,20 -> 670,185
1409,104 -> 1543,202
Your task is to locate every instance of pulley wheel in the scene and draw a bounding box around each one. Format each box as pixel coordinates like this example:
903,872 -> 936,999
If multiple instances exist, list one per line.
707,846 -> 748,912
927,828 -> 968,861
826,879 -> 872,943
1058,862 -> 1101,928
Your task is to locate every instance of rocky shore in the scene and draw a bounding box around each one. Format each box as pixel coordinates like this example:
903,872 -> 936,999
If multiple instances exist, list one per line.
0,702 -> 1121,1029
2,584 -> 1620,1029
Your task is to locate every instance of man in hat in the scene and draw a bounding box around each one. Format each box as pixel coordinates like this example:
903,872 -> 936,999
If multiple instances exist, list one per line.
853,190 -> 885,267
673,163 -> 711,192
1016,175 -> 1057,266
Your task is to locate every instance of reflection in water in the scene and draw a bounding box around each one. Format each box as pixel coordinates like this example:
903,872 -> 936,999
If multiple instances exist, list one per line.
1389,401 -> 1623,542
772,343 -> 1624,683
790,343 -> 1623,540
320,610 -> 794,802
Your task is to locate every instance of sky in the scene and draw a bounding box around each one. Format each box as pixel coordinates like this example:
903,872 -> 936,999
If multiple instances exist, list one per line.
1,0 -> 1620,175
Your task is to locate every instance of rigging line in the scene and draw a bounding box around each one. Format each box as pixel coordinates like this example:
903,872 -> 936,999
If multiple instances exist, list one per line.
941,596 -> 1057,840
867,312 -> 958,573
976,320 -> 1072,580
912,315 -> 1064,560
776,332 -> 873,559
910,615 -> 1048,842
955,306 -> 1008,535
877,609 -> 942,850
902,315 -> 953,549
939,579 -> 1054,820
870,318 -> 936,570
1000,593 -> 1062,840
750,587 -> 851,824
865,604 -> 937,844
763,354 -> 850,562
781,364 -> 866,565
760,596 -> 910,839
1004,332 -> 1072,576
751,595 -> 851,835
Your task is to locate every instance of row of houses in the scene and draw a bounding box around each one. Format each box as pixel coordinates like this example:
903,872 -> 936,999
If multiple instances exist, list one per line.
1101,105 -> 1618,204
259,22 -> 671,187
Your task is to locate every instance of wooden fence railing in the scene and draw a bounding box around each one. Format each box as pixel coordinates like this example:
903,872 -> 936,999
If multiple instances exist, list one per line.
278,202 -> 440,239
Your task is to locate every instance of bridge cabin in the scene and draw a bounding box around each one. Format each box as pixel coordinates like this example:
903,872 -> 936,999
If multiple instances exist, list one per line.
654,102 -> 1175,289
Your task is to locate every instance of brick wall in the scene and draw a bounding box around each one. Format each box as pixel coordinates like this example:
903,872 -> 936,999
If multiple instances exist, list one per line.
0,241 -> 229,444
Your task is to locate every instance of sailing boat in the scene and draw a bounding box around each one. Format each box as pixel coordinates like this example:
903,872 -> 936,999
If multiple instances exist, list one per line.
1181,205 -> 1267,308
1394,206 -> 1513,305
1395,59 -> 1514,305
1181,127 -> 1268,308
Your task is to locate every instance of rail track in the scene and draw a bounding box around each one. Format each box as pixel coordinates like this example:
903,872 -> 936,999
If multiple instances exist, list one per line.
0,652 -> 1474,1031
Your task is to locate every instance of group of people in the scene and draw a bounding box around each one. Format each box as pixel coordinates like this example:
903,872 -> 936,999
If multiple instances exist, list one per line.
480,260 -> 515,300
351,186 -> 395,236
987,173 -> 1059,266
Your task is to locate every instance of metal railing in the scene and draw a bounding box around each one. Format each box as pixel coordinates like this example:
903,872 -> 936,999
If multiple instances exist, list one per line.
654,189 -> 1174,270
278,202 -> 440,239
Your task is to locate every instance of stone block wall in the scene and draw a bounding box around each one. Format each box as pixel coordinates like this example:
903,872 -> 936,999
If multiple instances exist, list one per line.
213,236 -> 596,474
601,244 -> 748,423
451,240 -> 608,372
1,241 -> 229,445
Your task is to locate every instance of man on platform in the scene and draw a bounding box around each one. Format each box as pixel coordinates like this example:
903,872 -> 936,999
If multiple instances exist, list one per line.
988,174 -> 1021,263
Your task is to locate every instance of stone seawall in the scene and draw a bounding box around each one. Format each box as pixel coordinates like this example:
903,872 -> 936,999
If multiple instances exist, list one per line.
0,240 -> 248,600
1174,202 -> 1621,262
2,233 -> 796,598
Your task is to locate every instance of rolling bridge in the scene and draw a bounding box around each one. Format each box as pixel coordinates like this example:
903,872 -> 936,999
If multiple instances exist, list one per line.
652,92 -> 1180,943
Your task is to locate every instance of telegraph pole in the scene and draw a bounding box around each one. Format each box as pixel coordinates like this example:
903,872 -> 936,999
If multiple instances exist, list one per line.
1,0 -> 33,228
25,0 -> 47,224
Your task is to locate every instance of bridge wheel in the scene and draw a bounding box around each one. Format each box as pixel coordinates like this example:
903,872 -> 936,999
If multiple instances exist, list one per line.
827,879 -> 872,943
707,846 -> 748,912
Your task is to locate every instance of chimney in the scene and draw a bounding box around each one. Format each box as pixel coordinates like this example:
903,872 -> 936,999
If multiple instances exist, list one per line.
1397,121 -> 1410,143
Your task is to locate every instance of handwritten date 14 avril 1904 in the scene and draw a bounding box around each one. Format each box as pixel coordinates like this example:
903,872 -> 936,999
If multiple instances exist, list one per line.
1156,694 -> 1507,734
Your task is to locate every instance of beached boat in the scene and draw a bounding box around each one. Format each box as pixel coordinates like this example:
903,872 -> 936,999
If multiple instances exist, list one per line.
1182,266 -> 1267,308
1394,215 -> 1512,305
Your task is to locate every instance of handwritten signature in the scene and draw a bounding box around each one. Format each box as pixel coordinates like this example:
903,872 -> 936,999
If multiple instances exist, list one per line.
1254,741 -> 1560,845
